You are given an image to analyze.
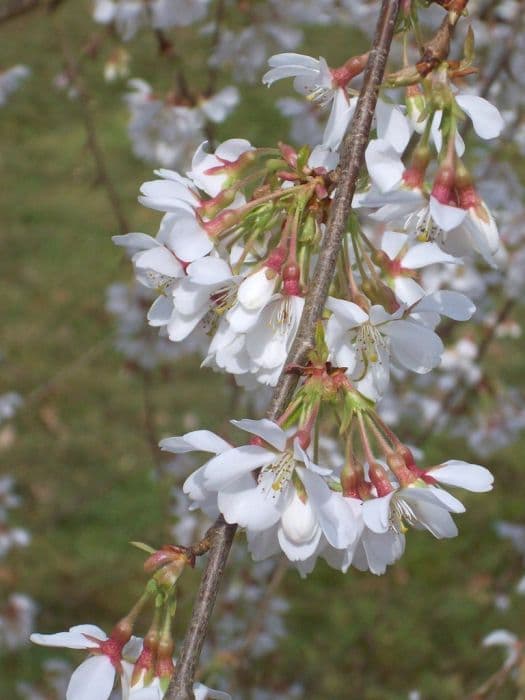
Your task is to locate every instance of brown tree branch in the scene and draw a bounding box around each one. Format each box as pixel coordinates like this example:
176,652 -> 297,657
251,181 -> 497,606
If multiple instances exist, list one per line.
0,0 -> 64,24
164,1 -> 401,697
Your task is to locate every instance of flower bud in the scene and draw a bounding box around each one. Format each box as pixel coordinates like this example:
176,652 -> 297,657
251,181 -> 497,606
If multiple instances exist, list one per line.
387,452 -> 417,487
431,165 -> 455,204
405,84 -> 427,133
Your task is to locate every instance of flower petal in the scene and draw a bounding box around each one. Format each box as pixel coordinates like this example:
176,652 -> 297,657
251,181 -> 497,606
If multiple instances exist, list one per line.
204,446 -> 275,490
456,94 -> 504,140
66,656 -> 115,700
230,419 -> 286,451
362,494 -> 394,534
430,461 -> 494,492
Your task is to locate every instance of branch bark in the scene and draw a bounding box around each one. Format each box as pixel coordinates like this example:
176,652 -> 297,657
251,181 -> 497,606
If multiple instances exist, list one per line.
165,2 -> 401,697
0,0 -> 64,24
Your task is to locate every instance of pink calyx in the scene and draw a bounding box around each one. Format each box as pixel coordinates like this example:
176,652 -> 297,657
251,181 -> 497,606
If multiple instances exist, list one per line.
431,165 -> 455,205
331,53 -> 369,89
85,634 -> 126,673
282,262 -> 302,296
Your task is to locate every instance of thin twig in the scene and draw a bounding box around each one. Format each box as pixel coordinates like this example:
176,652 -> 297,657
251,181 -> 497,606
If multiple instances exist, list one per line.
164,2 -> 401,697
57,26 -> 130,235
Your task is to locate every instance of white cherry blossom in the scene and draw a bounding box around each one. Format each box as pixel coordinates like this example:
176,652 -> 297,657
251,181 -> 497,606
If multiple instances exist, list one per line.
325,291 -> 474,400
189,139 -> 254,197
263,53 -> 358,150
180,419 -> 358,562
30,625 -> 141,700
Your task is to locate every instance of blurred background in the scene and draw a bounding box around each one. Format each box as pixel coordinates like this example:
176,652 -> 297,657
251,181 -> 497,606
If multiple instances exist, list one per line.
1,1 -> 525,698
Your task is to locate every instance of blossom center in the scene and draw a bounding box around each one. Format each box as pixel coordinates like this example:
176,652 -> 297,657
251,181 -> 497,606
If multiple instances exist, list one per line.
390,495 -> 418,534
260,451 -> 296,495
354,322 -> 388,365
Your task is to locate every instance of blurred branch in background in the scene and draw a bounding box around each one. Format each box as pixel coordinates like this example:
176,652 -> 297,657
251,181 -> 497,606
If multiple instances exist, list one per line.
57,24 -> 130,235
0,0 -> 64,24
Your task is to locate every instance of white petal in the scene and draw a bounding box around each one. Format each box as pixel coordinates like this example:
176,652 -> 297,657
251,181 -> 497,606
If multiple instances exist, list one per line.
362,494 -> 394,534
66,656 -> 115,700
238,269 -> 276,310
160,430 -> 230,455
483,630 -> 518,648
218,474 -> 281,531
203,446 -> 275,490
322,90 -> 354,151
299,469 -> 357,548
326,297 -> 369,327
31,625 -> 106,649
165,212 -> 213,262
230,419 -> 286,451
381,230 -> 407,259
365,139 -> 404,193
267,53 -> 320,70
147,295 -> 173,326
456,94 -> 504,140
135,247 -> 183,277
187,257 -> 232,285
404,485 -> 465,514
215,138 -> 252,161
263,65 -> 320,87
376,100 -> 411,153
278,526 -> 322,562
429,197 -> 467,232
193,682 -> 232,700
383,320 -> 443,373
394,277 -> 426,306
414,291 -> 475,321
112,232 -> 158,251
410,498 -> 458,539
402,242 -> 458,268
430,461 -> 494,492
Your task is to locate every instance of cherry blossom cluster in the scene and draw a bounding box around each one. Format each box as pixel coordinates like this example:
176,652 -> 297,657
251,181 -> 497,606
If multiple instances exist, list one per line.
31,543 -> 230,700
162,360 -> 493,575
108,1 -> 505,586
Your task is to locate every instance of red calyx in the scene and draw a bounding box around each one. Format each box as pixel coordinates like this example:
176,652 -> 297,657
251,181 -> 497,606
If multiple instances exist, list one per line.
403,167 -> 424,190
282,262 -> 302,296
458,184 -> 479,210
431,166 -> 455,205
265,246 -> 287,272
331,53 -> 369,88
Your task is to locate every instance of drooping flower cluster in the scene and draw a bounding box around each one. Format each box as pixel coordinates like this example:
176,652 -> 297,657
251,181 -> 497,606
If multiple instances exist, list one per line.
31,546 -> 230,700
162,360 -> 493,576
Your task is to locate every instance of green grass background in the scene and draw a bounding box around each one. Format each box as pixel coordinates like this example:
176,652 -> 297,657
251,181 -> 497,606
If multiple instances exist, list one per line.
1,3 -> 525,698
